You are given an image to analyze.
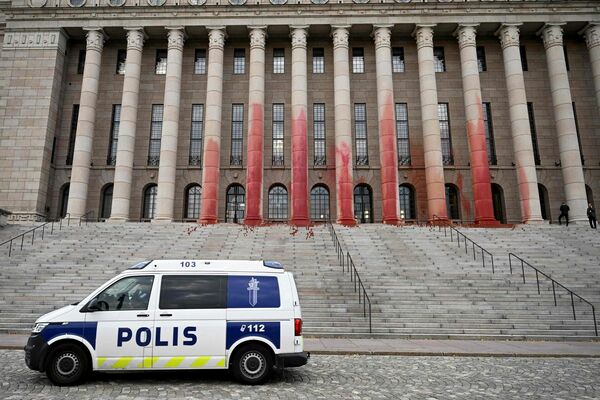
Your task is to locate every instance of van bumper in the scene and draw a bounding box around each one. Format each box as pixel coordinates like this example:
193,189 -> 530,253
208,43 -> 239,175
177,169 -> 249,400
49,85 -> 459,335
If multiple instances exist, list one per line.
275,351 -> 309,368
24,334 -> 48,372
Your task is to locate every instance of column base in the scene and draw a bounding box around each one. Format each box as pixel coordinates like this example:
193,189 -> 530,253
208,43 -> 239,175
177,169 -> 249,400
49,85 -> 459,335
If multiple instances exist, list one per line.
198,217 -> 218,225
522,218 -> 546,224
474,218 -> 502,227
107,217 -> 128,224
428,217 -> 449,226
244,217 -> 263,227
290,217 -> 311,227
152,217 -> 173,224
337,217 -> 357,226
383,218 -> 403,226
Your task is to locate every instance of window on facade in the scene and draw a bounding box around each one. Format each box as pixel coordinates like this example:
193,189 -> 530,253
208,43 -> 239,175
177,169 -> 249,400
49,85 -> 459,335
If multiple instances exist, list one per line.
352,48 -> 364,74
160,275 -> 226,309
312,48 -> 324,74
107,104 -> 121,166
233,49 -> 245,74
395,103 -> 410,165
354,184 -> 373,223
438,103 -> 453,165
51,137 -> 57,164
398,184 -> 415,220
231,104 -> 244,166
189,104 -> 204,166
392,47 -> 405,73
194,49 -> 206,74
313,103 -> 326,166
310,185 -> 330,221
148,105 -> 163,166
268,185 -> 288,220
60,184 -> 70,219
272,104 -> 285,166
226,184 -> 245,223
520,45 -> 528,71
95,276 -> 155,311
66,105 -> 79,165
527,102 -> 540,165
564,46 -> 570,71
185,184 -> 202,219
143,185 -> 157,219
273,48 -> 285,74
476,46 -> 487,72
445,184 -> 460,220
155,49 -> 167,74
77,50 -> 86,74
354,103 -> 368,166
434,47 -> 446,72
100,184 -> 113,220
572,102 -> 584,165
116,49 -> 127,75
482,102 -> 496,165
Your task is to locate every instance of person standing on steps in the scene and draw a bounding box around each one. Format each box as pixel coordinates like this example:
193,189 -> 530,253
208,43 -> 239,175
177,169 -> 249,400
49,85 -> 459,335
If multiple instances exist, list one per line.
587,203 -> 597,229
558,202 -> 570,226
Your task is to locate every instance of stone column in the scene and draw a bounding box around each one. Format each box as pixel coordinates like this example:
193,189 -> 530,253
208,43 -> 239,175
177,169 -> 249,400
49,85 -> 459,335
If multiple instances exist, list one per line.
109,28 -> 146,222
540,24 -> 587,222
373,25 -> 400,225
154,28 -> 186,222
67,28 -> 105,219
413,24 -> 448,222
456,24 -> 497,225
290,26 -> 310,226
199,28 -> 226,224
244,27 -> 267,226
497,24 -> 543,223
582,24 -> 600,135
331,26 -> 356,225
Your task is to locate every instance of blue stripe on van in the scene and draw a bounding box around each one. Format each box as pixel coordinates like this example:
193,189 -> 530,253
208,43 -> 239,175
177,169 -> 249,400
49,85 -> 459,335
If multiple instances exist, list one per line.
41,322 -> 98,349
226,322 -> 280,350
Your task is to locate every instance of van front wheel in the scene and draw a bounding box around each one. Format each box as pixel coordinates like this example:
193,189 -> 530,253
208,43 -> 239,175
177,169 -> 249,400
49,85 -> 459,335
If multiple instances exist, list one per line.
231,344 -> 273,385
45,344 -> 88,386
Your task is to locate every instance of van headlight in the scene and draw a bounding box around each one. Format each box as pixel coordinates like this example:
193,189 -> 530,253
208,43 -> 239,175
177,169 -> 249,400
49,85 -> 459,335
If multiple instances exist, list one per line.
31,323 -> 49,334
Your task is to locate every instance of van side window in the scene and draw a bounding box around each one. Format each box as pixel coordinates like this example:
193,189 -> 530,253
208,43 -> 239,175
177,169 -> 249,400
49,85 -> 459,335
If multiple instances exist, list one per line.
160,275 -> 227,309
95,276 -> 154,311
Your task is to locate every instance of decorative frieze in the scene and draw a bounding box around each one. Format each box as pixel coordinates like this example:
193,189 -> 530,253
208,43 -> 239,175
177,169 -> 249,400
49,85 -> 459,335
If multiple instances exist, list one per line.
167,28 -> 186,51
414,24 -> 435,50
373,26 -> 391,50
290,26 -> 308,50
249,27 -> 267,49
84,28 -> 106,53
540,24 -> 564,50
3,30 -> 68,54
583,24 -> 600,50
331,26 -> 349,50
456,24 -> 478,50
208,27 -> 226,50
497,24 -> 521,50
125,28 -> 146,52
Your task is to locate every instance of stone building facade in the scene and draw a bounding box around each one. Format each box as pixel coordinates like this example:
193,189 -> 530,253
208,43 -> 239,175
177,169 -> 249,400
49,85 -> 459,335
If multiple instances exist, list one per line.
0,0 -> 599,225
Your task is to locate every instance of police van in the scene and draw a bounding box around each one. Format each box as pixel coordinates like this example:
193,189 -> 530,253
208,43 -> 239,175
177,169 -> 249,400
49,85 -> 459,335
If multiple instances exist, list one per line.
24,260 -> 308,386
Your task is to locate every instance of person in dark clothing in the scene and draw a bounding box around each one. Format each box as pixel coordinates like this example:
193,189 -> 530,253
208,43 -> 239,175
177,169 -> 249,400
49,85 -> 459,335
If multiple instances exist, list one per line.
559,202 -> 570,226
587,203 -> 597,229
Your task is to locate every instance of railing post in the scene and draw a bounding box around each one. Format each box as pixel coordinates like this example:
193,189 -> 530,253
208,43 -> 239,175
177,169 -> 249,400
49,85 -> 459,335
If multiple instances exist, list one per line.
552,281 -> 557,306
472,242 -> 475,260
535,270 -> 540,294
592,305 -> 598,337
369,302 -> 372,333
482,249 -> 485,269
20,234 -> 24,251
51,221 -> 54,235
508,254 -> 513,275
570,292 -> 576,320
521,260 -> 526,283
491,254 -> 495,274
464,235 -> 467,254
31,230 -> 35,245
8,240 -> 12,257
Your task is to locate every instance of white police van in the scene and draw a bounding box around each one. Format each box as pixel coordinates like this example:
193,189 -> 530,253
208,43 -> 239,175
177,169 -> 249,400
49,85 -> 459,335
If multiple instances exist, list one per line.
24,260 -> 308,385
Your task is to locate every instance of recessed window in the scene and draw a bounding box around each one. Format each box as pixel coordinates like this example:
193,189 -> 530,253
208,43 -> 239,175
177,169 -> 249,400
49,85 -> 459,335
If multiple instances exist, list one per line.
273,48 -> 285,74
155,49 -> 167,75
310,185 -> 330,221
392,47 -> 405,73
147,0 -> 166,5
148,105 -> 163,166
476,46 -> 486,72
270,0 -> 287,4
185,185 -> 202,220
352,48 -> 365,74
233,49 -> 245,74
354,103 -> 368,166
229,0 -> 246,4
572,102 -> 584,165
66,105 -> 79,165
434,46 -> 445,72
438,103 -> 453,165
399,184 -> 416,220
116,49 -> 126,75
107,0 -> 126,6
107,104 -> 121,166
68,0 -> 86,7
312,48 -> 324,74
310,0 -> 328,3
395,103 -> 410,165
482,102 -> 496,165
520,45 -> 528,71
77,50 -> 86,74
231,104 -> 244,166
313,103 -> 326,166
188,0 -> 206,4
194,49 -> 206,75
189,104 -> 204,166
563,45 -> 570,71
527,102 -> 540,165
268,185 -> 288,220
143,185 -> 157,219
272,104 -> 284,166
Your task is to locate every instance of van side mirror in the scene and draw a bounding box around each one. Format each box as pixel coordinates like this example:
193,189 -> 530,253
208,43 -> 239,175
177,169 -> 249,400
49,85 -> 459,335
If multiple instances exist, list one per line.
84,298 -> 101,312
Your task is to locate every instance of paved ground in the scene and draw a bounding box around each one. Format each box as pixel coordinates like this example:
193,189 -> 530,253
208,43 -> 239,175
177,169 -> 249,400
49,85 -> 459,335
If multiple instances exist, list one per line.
2,350 -> 599,399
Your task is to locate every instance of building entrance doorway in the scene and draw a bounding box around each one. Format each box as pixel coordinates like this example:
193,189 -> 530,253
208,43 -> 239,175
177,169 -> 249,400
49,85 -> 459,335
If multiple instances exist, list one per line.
354,184 -> 373,223
226,184 -> 245,223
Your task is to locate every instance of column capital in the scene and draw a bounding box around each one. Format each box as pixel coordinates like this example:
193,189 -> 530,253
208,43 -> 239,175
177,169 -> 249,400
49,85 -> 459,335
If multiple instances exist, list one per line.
538,23 -> 565,50
496,23 -> 522,50
331,26 -> 350,49
413,24 -> 436,50
207,27 -> 227,50
455,24 -> 478,50
581,23 -> 600,49
249,27 -> 267,50
290,27 -> 308,49
83,28 -> 107,53
372,26 -> 391,49
166,27 -> 186,51
125,28 -> 147,52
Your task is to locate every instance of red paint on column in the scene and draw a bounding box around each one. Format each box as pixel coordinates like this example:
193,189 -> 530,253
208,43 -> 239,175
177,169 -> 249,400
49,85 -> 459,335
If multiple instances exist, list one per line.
467,99 -> 498,225
379,94 -> 400,225
198,138 -> 220,224
244,103 -> 264,226
291,108 -> 310,227
336,141 -> 356,226
456,172 -> 471,221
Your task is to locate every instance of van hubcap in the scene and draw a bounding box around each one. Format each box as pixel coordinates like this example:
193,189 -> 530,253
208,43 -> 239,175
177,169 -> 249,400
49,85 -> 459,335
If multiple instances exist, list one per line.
56,353 -> 79,376
241,352 -> 265,377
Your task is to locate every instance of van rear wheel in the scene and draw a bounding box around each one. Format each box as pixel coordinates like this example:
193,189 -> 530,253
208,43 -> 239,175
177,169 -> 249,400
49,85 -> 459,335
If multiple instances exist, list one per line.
45,344 -> 88,386
231,344 -> 273,385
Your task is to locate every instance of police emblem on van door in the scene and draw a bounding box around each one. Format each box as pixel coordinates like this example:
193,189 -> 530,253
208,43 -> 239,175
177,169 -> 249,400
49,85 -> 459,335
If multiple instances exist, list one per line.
247,277 -> 260,307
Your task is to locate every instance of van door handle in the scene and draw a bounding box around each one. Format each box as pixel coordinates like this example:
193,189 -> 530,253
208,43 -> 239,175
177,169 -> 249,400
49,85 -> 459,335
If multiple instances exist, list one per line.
137,313 -> 149,317
160,313 -> 172,317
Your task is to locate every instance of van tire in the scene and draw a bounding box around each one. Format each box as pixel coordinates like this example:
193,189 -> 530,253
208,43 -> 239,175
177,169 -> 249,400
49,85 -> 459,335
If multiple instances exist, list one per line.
45,344 -> 88,386
231,344 -> 273,385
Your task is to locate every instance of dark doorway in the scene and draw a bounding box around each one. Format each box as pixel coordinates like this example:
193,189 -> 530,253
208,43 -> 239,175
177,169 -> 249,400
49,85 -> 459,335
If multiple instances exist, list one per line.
354,184 -> 373,223
538,184 -> 551,221
100,184 -> 113,220
491,183 -> 506,223
226,184 -> 245,223
445,184 -> 460,220
59,183 -> 70,219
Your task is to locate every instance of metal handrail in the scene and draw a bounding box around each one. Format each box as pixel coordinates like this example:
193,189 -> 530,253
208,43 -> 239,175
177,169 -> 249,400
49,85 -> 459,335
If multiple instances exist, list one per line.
326,222 -> 372,333
0,213 -> 71,257
508,253 -> 598,337
431,215 -> 495,273
79,210 -> 95,226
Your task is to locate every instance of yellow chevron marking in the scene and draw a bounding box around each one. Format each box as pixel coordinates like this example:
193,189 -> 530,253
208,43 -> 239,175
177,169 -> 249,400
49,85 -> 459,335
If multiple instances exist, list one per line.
138,357 -> 159,368
112,357 -> 133,369
216,357 -> 226,368
164,356 -> 185,368
191,356 -> 211,368
97,357 -> 106,368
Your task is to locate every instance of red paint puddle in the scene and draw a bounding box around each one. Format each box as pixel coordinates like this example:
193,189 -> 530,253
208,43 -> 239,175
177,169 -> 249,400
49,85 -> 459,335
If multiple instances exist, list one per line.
379,94 -> 400,224
198,138 -> 220,224
291,108 -> 309,226
245,103 -> 264,225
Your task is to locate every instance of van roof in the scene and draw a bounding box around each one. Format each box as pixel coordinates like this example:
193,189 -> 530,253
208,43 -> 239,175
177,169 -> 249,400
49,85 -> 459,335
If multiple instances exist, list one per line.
127,260 -> 285,274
